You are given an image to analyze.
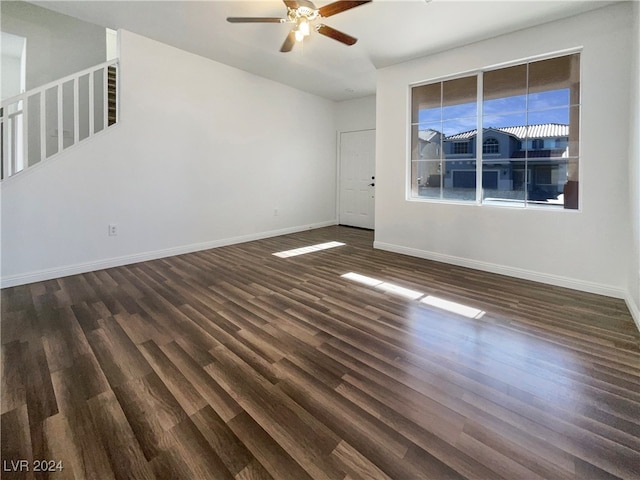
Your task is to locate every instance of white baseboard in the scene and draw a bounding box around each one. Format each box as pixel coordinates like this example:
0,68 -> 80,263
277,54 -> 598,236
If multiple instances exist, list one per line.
1,220 -> 337,288
374,241 -> 627,300
625,293 -> 640,333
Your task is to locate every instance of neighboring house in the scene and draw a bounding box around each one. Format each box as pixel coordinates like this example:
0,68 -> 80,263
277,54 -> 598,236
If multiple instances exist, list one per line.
417,123 -> 569,200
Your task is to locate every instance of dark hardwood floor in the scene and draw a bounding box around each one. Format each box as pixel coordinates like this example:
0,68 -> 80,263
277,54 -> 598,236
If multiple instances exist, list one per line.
2,226 -> 639,479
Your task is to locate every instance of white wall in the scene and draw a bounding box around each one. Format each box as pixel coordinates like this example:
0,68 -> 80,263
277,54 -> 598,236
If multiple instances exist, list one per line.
1,55 -> 22,99
335,95 -> 376,133
0,30 -> 337,286
1,32 -> 25,100
375,3 -> 635,298
627,1 -> 640,328
1,1 -> 105,90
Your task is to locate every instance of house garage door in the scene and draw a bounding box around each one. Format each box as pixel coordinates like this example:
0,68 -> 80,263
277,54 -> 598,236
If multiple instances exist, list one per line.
452,170 -> 498,189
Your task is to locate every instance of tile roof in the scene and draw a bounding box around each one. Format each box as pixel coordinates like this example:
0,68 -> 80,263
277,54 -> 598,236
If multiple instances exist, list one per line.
445,123 -> 568,140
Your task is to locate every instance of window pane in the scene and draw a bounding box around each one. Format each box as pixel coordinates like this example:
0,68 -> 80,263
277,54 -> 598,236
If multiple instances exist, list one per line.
444,160 -> 477,201
412,83 -> 441,124
567,106 -> 579,158
482,161 -> 526,207
411,78 -> 476,202
412,124 -> 442,160
564,158 -> 579,209
528,89 -> 570,111
482,112 -> 527,161
442,76 -> 477,120
442,118 -> 476,138
483,112 -> 527,130
528,54 -> 580,107
412,160 -> 442,199
527,106 -> 570,125
483,64 -> 527,115
526,105 -> 579,157
526,158 -> 568,208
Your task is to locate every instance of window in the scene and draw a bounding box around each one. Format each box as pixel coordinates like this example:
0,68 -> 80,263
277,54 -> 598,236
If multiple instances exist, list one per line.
410,52 -> 580,209
453,142 -> 469,154
411,76 -> 477,200
483,138 -> 499,154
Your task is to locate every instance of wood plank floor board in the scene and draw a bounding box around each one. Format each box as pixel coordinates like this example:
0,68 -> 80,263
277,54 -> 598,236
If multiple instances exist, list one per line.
47,383 -> 115,479
138,340 -> 208,416
234,458 -> 275,480
1,341 -> 26,415
1,405 -> 33,479
203,351 -> 346,480
163,416 -> 236,480
1,226 -> 639,479
227,411 -> 314,480
86,390 -> 156,479
273,358 -> 415,462
190,405 -> 256,477
159,341 -> 242,423
111,372 -> 188,461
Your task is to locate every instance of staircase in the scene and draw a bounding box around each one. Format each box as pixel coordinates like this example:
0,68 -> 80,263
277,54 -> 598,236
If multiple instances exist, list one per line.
108,65 -> 117,126
1,59 -> 119,181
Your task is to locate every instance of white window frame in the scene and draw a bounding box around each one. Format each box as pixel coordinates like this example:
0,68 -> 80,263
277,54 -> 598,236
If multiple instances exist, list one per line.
408,48 -> 582,211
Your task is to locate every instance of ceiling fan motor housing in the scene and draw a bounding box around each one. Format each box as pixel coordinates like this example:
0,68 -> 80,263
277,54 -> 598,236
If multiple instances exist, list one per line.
288,2 -> 319,22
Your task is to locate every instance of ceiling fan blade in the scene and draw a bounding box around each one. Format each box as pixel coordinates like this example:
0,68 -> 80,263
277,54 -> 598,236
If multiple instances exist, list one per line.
283,0 -> 299,8
316,24 -> 357,46
227,17 -> 285,23
318,0 -> 371,18
280,30 -> 296,52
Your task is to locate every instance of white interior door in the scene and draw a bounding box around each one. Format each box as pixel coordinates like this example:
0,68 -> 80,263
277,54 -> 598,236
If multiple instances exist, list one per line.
339,129 -> 376,229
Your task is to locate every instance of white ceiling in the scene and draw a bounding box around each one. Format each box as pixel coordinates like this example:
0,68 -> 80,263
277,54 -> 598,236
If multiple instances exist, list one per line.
32,0 -> 614,101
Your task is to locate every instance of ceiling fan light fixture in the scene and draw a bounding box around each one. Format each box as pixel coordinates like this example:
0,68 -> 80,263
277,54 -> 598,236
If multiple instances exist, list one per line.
298,17 -> 310,36
294,17 -> 310,42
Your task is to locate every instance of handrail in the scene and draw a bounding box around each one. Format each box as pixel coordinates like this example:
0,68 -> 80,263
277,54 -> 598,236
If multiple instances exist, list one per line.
1,59 -> 119,181
1,59 -> 118,108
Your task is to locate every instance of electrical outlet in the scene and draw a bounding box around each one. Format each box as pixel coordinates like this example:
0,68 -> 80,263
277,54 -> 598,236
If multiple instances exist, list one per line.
108,224 -> 118,236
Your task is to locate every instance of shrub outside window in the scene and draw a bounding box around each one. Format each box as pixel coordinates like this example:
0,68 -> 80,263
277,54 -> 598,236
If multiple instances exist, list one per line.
410,52 -> 580,209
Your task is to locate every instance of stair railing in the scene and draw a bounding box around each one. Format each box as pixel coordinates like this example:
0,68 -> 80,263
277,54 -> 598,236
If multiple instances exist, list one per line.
1,59 -> 119,181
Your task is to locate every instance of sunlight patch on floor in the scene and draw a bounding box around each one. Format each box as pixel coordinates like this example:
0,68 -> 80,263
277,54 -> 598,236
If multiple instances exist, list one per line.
341,272 -> 424,300
341,272 -> 486,317
420,295 -> 486,319
273,241 -> 346,258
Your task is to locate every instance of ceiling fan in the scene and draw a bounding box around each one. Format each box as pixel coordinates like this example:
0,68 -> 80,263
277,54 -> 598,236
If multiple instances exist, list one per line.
227,0 -> 372,52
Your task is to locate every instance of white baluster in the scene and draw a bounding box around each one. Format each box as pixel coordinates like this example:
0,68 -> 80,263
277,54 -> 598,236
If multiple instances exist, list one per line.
0,113 -> 6,180
40,92 -> 46,163
57,85 -> 63,153
73,77 -> 79,146
89,71 -> 95,136
103,67 -> 108,130
22,99 -> 28,169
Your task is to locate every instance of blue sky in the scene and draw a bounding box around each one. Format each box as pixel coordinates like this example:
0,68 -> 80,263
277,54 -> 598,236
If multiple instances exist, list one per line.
417,88 -> 572,136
